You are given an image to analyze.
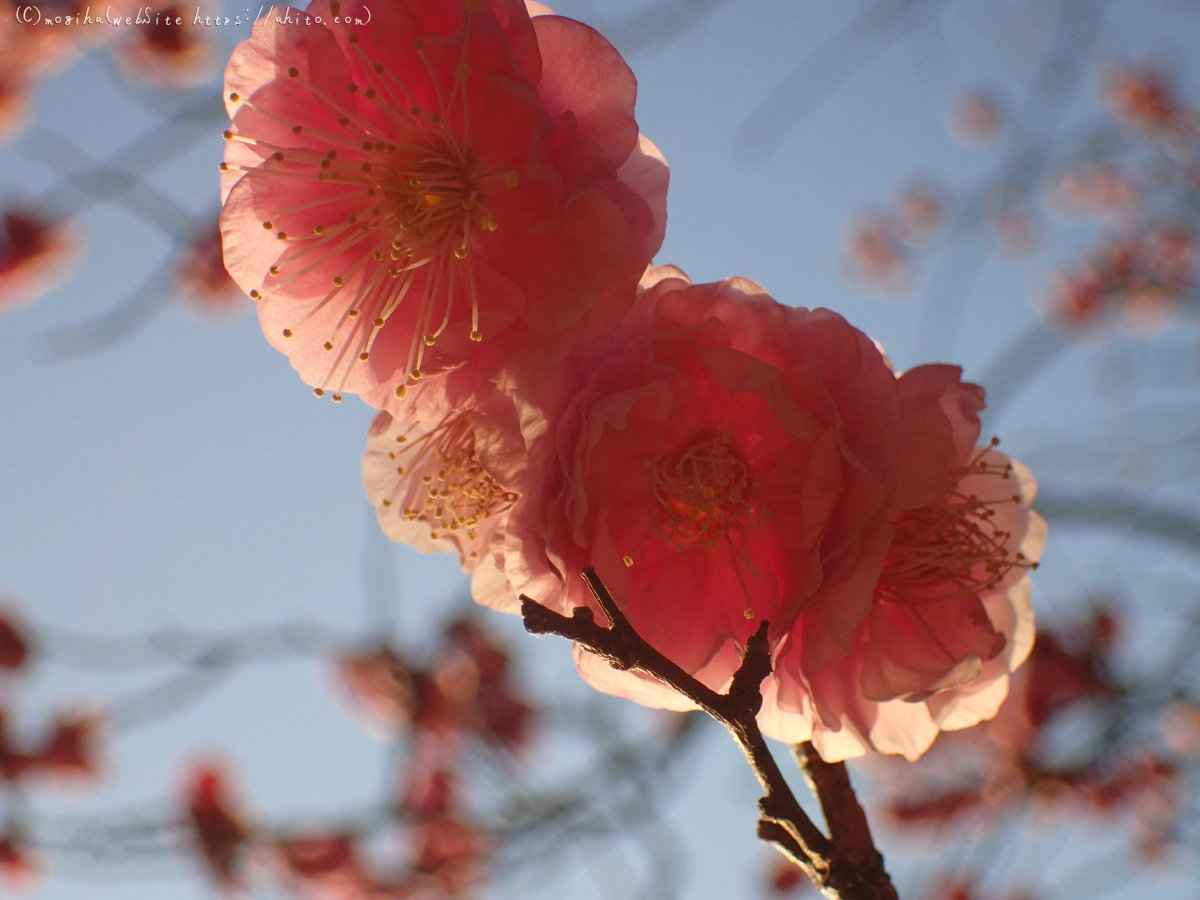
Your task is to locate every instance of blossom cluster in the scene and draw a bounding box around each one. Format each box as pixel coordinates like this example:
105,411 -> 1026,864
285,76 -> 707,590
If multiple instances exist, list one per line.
879,608 -> 1189,862
185,617 -> 530,896
0,605 -> 104,888
221,0 -> 1045,762
849,60 -> 1200,337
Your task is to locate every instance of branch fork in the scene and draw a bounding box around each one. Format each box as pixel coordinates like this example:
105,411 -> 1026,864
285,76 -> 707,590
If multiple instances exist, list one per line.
520,568 -> 899,900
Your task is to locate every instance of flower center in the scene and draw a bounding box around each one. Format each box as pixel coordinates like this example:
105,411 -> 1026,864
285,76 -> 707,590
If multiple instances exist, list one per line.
382,413 -> 517,550
650,433 -> 756,549
876,447 -> 1036,606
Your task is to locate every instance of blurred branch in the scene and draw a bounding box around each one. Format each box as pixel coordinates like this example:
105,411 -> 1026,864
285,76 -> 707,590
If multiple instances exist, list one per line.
593,0 -> 734,55
976,318 -> 1072,426
1037,490 -> 1200,557
38,259 -> 175,361
735,0 -> 949,160
26,128 -> 196,235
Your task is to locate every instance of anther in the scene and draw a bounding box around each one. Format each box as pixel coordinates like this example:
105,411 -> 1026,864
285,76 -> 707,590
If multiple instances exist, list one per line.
412,38 -> 423,49
332,275 -> 344,286
348,309 -> 359,317
313,387 -> 324,397
273,151 -> 284,162
394,384 -> 407,399
455,63 -> 471,80
262,220 -> 273,230
222,130 -> 233,140
288,66 -> 299,77
347,33 -> 357,43
504,170 -> 520,188
229,92 -> 240,102
338,116 -> 349,126
348,83 -> 358,93
332,394 -> 343,402
269,265 -> 279,276
454,247 -> 467,259
292,125 -> 303,134
329,0 -> 339,13
424,334 -> 435,346
373,63 -> 383,73
411,368 -> 422,380
314,225 -> 325,235
277,231 -> 288,241
249,289 -> 261,300
622,555 -> 634,568
469,330 -> 482,342
359,352 -> 370,361
373,317 -> 385,327
219,162 -> 229,171
324,341 -> 334,351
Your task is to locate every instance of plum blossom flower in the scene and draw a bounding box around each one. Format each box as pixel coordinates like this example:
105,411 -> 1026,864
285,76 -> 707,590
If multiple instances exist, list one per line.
1102,62 -> 1192,138
221,0 -> 667,412
1048,162 -> 1140,224
362,388 -> 529,587
0,62 -> 30,146
174,219 -> 248,317
274,832 -> 374,899
33,711 -> 102,782
0,207 -> 78,316
949,91 -> 1003,145
335,645 -> 418,735
0,832 -> 36,889
0,605 -> 30,672
1046,225 -> 1196,329
845,215 -> 908,292
184,761 -> 249,889
411,813 -> 483,896
487,274 -> 1043,760
114,6 -> 218,90
334,620 -> 533,748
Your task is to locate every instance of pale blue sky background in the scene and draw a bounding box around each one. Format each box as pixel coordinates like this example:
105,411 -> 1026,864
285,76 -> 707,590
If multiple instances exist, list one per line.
4,1 -> 1200,898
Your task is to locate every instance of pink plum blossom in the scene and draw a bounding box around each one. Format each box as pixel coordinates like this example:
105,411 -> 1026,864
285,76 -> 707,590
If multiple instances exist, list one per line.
220,0 -> 667,413
483,273 -> 1044,760
0,208 -> 78,316
362,387 -> 530,592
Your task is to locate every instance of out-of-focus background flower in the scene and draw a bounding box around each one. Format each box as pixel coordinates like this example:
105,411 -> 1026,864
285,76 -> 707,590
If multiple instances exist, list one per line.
4,1 -> 1200,898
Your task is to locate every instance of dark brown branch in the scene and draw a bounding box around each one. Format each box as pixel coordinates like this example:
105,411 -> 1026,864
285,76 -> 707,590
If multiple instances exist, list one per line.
793,742 -> 895,898
521,568 -> 899,900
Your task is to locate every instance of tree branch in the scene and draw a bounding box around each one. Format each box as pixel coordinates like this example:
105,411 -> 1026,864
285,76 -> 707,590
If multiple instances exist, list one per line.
520,568 -> 899,899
